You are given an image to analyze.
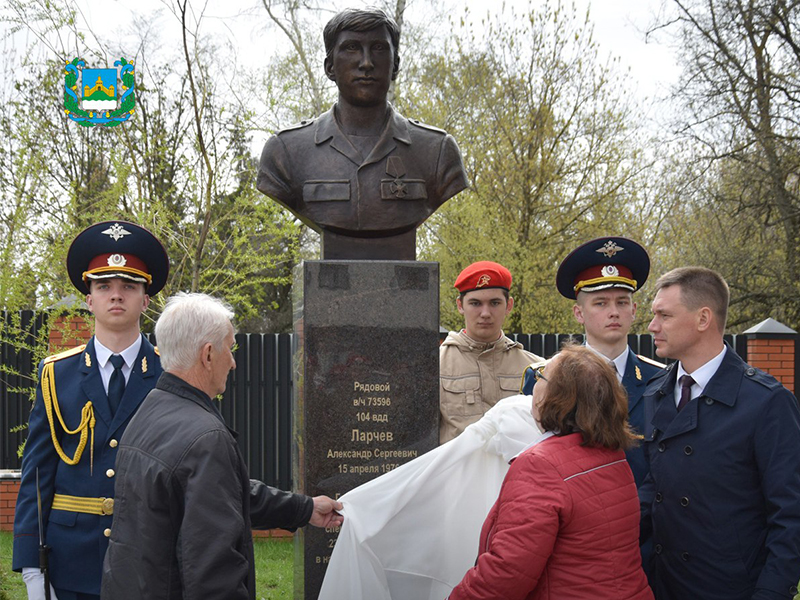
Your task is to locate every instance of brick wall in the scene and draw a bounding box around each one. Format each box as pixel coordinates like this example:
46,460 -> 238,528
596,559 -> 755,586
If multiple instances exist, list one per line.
0,477 -> 20,532
48,314 -> 92,353
747,338 -> 795,394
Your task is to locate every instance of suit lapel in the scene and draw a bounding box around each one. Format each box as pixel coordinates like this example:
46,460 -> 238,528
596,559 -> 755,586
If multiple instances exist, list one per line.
623,351 -> 646,414
108,335 -> 156,437
650,366 -> 700,441
80,337 -> 113,428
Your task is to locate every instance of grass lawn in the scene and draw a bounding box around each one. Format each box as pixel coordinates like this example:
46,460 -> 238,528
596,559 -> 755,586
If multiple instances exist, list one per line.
0,531 -> 294,600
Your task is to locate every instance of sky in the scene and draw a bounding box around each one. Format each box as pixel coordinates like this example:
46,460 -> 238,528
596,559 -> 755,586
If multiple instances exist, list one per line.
3,0 -> 683,147
64,0 -> 681,101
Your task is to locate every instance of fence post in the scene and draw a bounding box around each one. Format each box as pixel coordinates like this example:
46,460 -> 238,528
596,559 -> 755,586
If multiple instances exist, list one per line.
743,318 -> 797,394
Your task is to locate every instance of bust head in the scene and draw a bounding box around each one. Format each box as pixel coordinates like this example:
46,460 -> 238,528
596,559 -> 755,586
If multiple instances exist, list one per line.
323,9 -> 401,84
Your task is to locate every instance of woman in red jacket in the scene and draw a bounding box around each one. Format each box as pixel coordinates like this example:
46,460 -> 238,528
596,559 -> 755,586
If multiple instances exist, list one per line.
449,344 -> 654,600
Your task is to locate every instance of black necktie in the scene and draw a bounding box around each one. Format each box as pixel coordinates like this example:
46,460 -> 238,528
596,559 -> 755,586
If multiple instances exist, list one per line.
108,354 -> 126,415
677,375 -> 695,412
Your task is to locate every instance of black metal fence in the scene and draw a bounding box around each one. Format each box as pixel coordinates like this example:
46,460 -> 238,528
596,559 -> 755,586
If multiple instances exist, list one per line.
0,311 -> 749,489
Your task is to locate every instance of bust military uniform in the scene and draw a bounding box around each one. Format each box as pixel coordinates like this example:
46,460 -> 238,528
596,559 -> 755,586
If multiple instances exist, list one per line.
257,104 -> 468,257
13,221 -> 169,599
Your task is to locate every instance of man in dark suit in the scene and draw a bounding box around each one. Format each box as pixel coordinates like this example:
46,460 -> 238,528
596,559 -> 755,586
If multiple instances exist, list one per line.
13,221 -> 169,600
257,8 -> 468,260
521,237 -> 663,487
640,267 -> 800,599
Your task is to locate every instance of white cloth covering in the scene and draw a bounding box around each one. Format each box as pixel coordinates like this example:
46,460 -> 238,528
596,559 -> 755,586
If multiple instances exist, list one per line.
318,394 -> 544,600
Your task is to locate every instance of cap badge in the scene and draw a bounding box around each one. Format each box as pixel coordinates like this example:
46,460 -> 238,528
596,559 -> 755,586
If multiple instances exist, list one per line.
597,241 -> 624,258
601,265 -> 619,278
476,274 -> 491,288
107,254 -> 127,267
102,223 -> 131,242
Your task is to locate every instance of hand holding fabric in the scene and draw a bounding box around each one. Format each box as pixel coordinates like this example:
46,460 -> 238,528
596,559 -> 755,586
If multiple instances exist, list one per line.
309,496 -> 344,528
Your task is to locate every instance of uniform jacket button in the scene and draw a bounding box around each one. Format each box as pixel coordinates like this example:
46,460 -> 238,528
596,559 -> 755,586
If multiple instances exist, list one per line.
684,445 -> 693,455
658,442 -> 666,452
655,492 -> 663,503
654,544 -> 663,554
104,528 -> 112,537
106,469 -> 115,478
109,439 -> 118,448
681,551 -> 690,561
680,496 -> 690,507
705,397 -> 713,405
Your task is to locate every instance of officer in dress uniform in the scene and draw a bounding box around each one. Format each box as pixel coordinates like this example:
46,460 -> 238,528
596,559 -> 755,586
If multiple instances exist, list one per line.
13,221 -> 169,600
521,237 -> 664,487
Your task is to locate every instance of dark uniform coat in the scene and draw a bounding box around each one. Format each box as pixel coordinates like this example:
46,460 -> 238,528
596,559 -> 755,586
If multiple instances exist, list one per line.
521,349 -> 663,487
639,345 -> 800,600
13,335 -> 162,596
257,104 -> 468,236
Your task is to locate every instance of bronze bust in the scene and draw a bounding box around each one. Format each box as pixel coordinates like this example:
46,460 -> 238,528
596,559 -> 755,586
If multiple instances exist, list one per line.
257,8 -> 468,260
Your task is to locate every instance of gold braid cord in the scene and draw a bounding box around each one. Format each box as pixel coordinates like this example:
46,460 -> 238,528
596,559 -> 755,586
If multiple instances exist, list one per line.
41,362 -> 95,473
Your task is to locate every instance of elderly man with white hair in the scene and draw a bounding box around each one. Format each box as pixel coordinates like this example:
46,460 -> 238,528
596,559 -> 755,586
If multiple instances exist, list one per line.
101,293 -> 342,600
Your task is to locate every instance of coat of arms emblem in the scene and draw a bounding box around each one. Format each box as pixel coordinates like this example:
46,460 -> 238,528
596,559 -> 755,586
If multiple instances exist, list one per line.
64,58 -> 135,127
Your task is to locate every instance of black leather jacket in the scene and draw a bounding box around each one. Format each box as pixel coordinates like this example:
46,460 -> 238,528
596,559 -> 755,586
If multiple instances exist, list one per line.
101,372 -> 313,599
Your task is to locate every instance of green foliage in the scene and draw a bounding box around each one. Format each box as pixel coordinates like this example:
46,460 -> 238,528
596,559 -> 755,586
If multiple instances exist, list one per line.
653,0 -> 800,331
407,2 -> 648,332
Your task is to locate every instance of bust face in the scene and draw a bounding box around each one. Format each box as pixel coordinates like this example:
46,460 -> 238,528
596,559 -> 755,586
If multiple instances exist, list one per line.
325,26 -> 394,107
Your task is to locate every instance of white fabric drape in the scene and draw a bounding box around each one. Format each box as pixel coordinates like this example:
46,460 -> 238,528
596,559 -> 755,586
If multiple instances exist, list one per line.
318,394 -> 544,600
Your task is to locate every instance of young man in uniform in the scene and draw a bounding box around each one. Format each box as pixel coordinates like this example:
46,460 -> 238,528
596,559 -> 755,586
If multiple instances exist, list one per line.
440,261 -> 544,444
13,221 -> 169,600
521,237 -> 663,487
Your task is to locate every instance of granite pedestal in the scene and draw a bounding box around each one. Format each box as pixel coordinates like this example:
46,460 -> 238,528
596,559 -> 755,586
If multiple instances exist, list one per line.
293,260 -> 440,599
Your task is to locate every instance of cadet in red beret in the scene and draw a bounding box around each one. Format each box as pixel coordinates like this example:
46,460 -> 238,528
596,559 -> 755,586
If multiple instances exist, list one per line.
439,261 -> 544,443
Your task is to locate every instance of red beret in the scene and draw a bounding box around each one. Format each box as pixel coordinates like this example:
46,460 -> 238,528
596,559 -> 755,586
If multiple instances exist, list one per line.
454,261 -> 512,293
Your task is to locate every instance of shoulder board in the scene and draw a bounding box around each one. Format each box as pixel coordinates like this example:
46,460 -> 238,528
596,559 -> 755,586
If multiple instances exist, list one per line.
408,118 -> 445,134
277,118 -> 315,133
154,346 -> 160,356
43,344 -> 86,364
637,354 -> 667,369
744,365 -> 783,390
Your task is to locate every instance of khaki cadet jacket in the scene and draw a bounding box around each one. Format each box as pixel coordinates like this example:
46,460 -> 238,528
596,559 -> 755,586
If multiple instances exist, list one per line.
439,330 -> 544,444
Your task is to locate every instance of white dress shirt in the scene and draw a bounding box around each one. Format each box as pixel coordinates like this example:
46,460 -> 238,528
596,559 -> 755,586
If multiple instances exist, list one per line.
674,345 -> 727,408
93,336 -> 142,394
586,342 -> 628,382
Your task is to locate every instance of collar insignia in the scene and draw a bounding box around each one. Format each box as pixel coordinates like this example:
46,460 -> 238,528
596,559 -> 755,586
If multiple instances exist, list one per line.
141,356 -> 148,373
85,352 -> 92,367
635,365 -> 642,381
477,274 -> 491,288
101,223 -> 131,241
597,240 -> 624,258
